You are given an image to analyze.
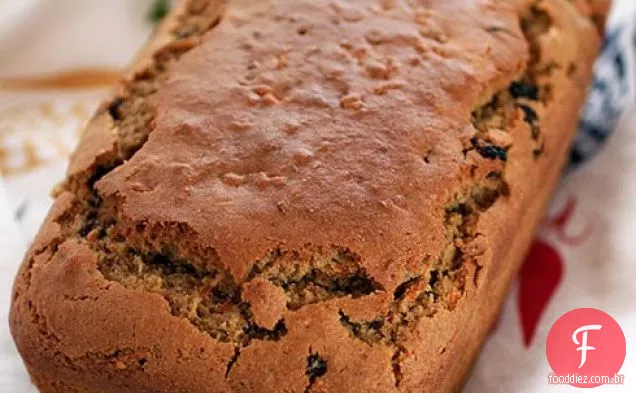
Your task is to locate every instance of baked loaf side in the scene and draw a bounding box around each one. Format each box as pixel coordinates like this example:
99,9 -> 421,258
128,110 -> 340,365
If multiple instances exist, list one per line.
10,0 -> 607,392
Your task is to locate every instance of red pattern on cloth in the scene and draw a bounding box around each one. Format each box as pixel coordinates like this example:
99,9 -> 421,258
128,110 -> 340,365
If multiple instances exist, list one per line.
517,197 -> 592,347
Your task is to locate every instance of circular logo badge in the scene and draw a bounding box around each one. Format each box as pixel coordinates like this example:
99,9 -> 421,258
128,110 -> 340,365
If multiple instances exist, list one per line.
546,308 -> 626,388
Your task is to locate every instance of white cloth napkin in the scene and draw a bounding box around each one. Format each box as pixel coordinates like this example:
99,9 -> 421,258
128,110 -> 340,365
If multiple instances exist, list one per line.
0,1 -> 633,392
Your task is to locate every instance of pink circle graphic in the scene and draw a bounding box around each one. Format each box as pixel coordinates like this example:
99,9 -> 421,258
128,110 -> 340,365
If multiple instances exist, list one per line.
546,308 -> 626,388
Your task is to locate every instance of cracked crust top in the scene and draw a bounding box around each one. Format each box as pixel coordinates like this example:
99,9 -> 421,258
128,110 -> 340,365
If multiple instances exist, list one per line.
10,0 -> 606,392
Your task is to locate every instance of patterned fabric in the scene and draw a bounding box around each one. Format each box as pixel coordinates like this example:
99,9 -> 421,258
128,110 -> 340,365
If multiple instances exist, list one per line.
572,20 -> 636,167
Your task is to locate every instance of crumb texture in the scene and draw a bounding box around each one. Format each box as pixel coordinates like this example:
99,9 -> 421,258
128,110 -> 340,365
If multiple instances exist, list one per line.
9,0 -> 604,392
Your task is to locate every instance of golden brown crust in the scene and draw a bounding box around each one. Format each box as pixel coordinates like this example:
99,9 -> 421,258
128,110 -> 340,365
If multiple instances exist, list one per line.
10,0 -> 606,392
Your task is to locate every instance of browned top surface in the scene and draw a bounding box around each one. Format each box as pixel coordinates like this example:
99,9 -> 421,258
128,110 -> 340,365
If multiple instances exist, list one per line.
97,0 -> 528,287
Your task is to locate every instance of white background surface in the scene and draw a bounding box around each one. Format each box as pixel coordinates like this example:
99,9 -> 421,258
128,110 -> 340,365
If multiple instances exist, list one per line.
0,1 -> 634,392
0,0 -> 45,50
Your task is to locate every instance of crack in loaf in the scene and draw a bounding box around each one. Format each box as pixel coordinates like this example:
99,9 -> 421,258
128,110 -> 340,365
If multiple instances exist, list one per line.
65,0 -> 223,196
15,0 -> 591,391
94,202 -> 383,375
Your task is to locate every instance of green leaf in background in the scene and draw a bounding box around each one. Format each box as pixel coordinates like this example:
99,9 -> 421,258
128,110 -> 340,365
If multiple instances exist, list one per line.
149,0 -> 170,24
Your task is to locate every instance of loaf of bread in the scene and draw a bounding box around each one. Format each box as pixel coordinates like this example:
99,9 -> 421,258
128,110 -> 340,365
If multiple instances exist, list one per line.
10,0 -> 608,392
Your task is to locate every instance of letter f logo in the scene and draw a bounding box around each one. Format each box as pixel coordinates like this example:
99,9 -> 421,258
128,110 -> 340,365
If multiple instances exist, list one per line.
572,325 -> 603,368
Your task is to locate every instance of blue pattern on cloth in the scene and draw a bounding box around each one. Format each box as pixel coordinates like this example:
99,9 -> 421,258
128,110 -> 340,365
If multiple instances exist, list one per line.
571,22 -> 636,168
